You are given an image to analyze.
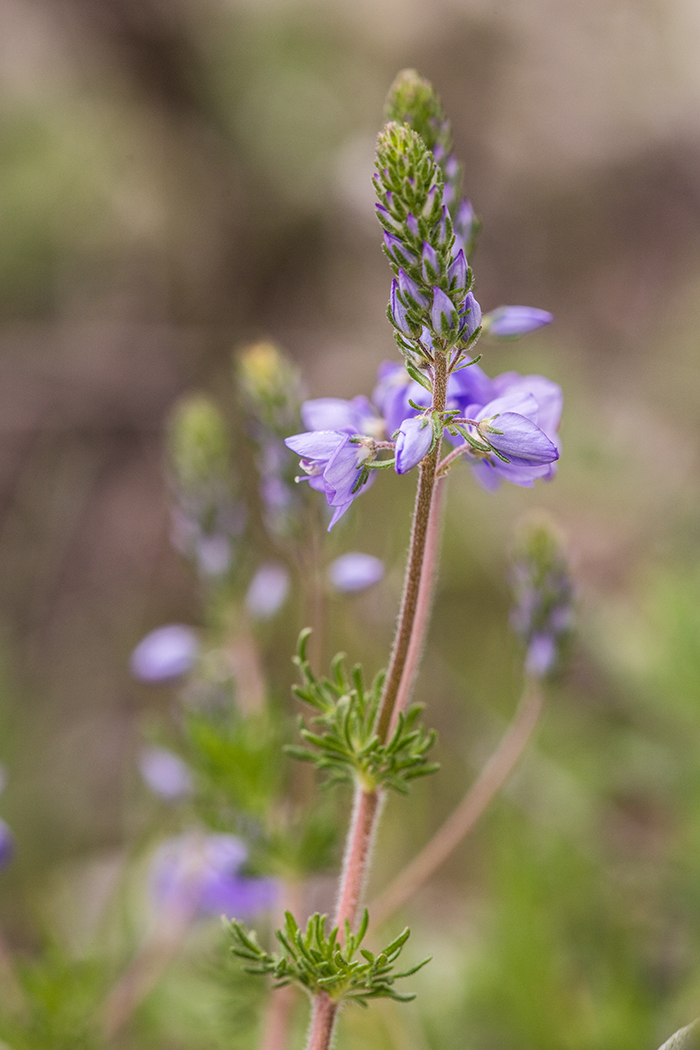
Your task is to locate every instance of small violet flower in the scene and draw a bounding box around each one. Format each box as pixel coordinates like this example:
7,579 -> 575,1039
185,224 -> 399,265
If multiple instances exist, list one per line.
245,562 -> 290,620
485,306 -> 553,338
151,833 -> 278,920
139,746 -> 194,801
395,416 -> 433,474
0,819 -> 13,870
130,625 -> 200,683
284,431 -> 375,530
328,552 -> 385,593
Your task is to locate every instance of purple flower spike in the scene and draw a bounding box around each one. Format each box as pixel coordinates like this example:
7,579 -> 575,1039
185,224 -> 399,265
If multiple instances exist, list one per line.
459,291 -> 482,340
447,249 -> 468,292
395,416 -> 433,474
139,746 -> 194,801
130,625 -> 199,683
398,268 -> 429,308
486,306 -> 554,337
390,278 -> 414,335
0,819 -> 13,870
328,552 -> 385,592
431,287 -> 458,335
245,562 -> 290,620
421,242 -> 439,282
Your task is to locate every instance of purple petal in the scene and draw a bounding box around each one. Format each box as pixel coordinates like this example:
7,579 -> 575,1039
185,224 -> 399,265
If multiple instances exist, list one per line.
431,286 -> 458,334
196,534 -> 231,577
390,278 -> 413,335
486,306 -> 553,337
395,416 -> 433,474
448,360 -> 496,408
285,431 -> 346,461
481,412 -> 559,464
139,747 -> 193,801
421,242 -> 439,282
199,871 -> 278,919
490,374 -> 563,437
458,291 -> 482,340
383,231 -> 417,267
245,562 -> 290,620
447,249 -> 468,291
323,438 -> 372,506
329,552 -> 385,592
301,398 -> 360,432
406,213 -> 419,237
398,268 -> 429,308
525,633 -> 557,676
0,819 -> 13,870
130,625 -> 199,683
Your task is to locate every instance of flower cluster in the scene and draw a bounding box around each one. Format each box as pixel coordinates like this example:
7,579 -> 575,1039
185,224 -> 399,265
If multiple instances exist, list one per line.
510,515 -> 574,676
285,357 -> 561,528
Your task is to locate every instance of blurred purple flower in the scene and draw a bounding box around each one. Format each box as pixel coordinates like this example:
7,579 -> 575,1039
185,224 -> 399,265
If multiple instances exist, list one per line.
525,633 -> 557,676
130,625 -> 200,683
139,746 -> 193,801
328,553 -> 385,593
485,306 -> 553,337
395,416 -> 433,474
196,534 -> 232,577
151,833 -> 277,920
0,819 -> 13,870
245,562 -> 290,620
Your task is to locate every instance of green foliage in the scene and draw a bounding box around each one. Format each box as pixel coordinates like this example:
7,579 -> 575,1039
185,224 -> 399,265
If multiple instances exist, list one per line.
168,394 -> 231,492
288,630 -> 439,793
184,707 -> 283,821
228,910 -> 429,1005
658,1022 -> 700,1050
0,949 -> 105,1050
237,341 -> 304,434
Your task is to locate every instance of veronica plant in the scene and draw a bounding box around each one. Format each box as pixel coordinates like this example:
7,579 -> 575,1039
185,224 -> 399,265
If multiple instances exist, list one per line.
225,69 -> 564,1050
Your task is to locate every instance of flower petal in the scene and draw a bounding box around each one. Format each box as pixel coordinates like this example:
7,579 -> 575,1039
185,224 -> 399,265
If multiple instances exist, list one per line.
395,416 -> 433,474
484,412 -> 559,463
285,430 -> 346,461
486,306 -> 553,337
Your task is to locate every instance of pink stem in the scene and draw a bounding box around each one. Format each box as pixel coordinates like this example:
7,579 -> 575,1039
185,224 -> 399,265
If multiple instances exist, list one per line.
334,787 -> 382,929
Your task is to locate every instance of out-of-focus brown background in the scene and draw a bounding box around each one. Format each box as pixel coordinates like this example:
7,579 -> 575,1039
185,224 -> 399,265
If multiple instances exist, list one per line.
2,1 -> 700,1043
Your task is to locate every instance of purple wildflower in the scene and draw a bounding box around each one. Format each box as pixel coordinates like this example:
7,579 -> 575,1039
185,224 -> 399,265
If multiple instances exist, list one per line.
285,430 -> 375,530
139,746 -> 194,801
0,819 -> 13,870
130,625 -> 199,683
328,553 -> 385,592
398,268 -> 429,309
151,832 -> 278,920
390,278 -> 414,335
485,306 -> 554,337
467,387 -> 560,490
458,291 -> 482,341
431,286 -> 459,335
245,562 -> 290,620
395,416 -> 434,474
447,249 -> 468,293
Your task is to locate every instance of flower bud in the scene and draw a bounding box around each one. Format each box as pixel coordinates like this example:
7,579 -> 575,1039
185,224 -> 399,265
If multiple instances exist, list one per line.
395,416 -> 433,474
431,287 -> 459,337
447,249 -> 468,293
458,291 -> 482,340
398,268 -> 429,309
421,242 -> 439,283
390,278 -> 415,335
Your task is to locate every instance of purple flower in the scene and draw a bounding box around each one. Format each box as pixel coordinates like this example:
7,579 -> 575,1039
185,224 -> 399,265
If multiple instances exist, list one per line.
328,553 -> 385,592
383,231 -> 417,267
398,268 -> 429,309
372,362 -> 429,437
390,278 -> 414,335
458,291 -> 482,341
245,562 -> 290,620
525,633 -> 558,676
447,249 -> 468,293
151,832 -> 278,920
196,534 -> 232,577
285,431 -> 374,530
0,819 -> 13,870
431,286 -> 459,335
485,306 -> 553,337
130,625 -> 200,683
421,242 -> 439,282
395,416 -> 434,474
464,385 -> 560,490
139,746 -> 194,801
301,395 -> 382,437
453,198 -> 475,256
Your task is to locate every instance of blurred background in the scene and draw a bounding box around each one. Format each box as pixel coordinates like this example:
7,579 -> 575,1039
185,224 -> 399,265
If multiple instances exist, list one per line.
1,0 -> 700,1047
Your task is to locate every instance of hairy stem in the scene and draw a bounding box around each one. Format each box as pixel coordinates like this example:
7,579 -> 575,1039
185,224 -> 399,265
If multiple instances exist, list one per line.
375,352 -> 448,744
304,353 -> 448,1050
389,476 -> 446,736
369,677 -> 544,927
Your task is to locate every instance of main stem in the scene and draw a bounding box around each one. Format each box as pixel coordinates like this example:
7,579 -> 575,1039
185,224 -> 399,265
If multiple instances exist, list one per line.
304,352 -> 448,1050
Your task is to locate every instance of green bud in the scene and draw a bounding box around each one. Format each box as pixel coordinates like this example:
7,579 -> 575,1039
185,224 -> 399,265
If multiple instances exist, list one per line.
384,69 -> 451,158
237,341 -> 303,432
167,394 -> 230,490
